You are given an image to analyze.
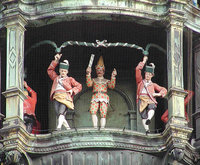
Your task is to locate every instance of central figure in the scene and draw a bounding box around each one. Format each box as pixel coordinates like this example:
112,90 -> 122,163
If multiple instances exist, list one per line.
86,56 -> 117,128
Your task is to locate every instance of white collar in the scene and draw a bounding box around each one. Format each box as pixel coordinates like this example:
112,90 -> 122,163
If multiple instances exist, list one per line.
144,80 -> 151,84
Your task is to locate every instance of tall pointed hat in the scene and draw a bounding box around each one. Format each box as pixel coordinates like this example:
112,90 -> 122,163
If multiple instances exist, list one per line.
95,56 -> 105,70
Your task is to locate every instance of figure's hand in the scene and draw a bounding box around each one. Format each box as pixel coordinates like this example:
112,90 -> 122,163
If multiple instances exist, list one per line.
55,54 -> 62,62
143,56 -> 148,64
24,81 -> 28,89
86,67 -> 92,74
152,93 -> 161,97
67,89 -> 73,95
112,68 -> 117,77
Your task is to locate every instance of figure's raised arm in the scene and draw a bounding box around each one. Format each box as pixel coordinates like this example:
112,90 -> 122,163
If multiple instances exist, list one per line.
111,68 -> 117,78
54,54 -> 62,62
47,54 -> 61,80
135,57 -> 147,85
143,56 -> 148,64
86,67 -> 92,75
24,81 -> 37,102
108,68 -> 117,89
86,67 -> 93,87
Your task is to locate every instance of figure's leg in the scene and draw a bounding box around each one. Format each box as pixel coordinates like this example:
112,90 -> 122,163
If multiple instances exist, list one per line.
145,104 -> 156,125
53,100 -> 60,116
62,116 -> 71,130
54,100 -> 70,130
57,116 -> 70,130
139,100 -> 150,133
100,102 -> 108,128
90,102 -> 99,128
142,119 -> 150,133
54,100 -> 63,130
57,114 -> 64,130
140,107 -> 151,134
58,104 -> 71,130
145,110 -> 155,125
92,115 -> 98,128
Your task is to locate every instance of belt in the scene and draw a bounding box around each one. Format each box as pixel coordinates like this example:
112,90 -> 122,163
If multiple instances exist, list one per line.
140,93 -> 148,96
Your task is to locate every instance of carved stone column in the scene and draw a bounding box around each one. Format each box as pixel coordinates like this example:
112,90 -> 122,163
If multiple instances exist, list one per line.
0,29 -> 6,129
166,16 -> 188,125
164,11 -> 193,164
193,36 -> 200,143
2,15 -> 27,126
186,29 -> 194,128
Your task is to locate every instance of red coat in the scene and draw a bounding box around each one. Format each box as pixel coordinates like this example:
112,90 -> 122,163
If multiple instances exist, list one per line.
135,61 -> 167,104
47,60 -> 82,100
23,85 -> 37,117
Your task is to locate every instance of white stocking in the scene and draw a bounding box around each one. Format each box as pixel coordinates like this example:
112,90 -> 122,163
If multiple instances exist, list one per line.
100,118 -> 106,128
142,119 -> 149,131
92,115 -> 98,128
63,118 -> 71,130
147,110 -> 155,120
57,115 -> 65,129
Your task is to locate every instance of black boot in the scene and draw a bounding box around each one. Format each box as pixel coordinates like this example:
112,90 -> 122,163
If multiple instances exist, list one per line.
146,130 -> 150,135
145,119 -> 151,125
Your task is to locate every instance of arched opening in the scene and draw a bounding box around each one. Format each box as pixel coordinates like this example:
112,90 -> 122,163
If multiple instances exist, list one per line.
24,20 -> 167,133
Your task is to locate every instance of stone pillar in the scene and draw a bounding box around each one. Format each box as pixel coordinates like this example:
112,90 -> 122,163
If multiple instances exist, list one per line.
128,110 -> 137,131
186,29 -> 194,128
0,28 -> 6,128
166,17 -> 187,125
193,36 -> 200,141
2,15 -> 27,124
164,13 -> 193,164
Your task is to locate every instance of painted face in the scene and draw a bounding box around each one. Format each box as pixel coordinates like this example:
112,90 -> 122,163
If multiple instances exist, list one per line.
96,68 -> 104,77
145,72 -> 153,81
59,69 -> 68,78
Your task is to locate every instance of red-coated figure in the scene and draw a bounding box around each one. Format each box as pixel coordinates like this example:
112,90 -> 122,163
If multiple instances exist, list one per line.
47,54 -> 82,131
135,56 -> 167,134
161,90 -> 194,123
24,81 -> 39,133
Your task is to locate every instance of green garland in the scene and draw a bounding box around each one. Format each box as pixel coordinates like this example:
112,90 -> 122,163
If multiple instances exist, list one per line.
25,40 -> 166,56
